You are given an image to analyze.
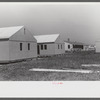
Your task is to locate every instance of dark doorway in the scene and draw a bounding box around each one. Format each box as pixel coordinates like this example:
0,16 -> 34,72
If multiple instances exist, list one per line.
68,45 -> 70,49
37,45 -> 40,55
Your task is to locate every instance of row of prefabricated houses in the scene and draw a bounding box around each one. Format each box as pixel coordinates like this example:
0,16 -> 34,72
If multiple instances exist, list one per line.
0,26 -> 65,63
0,25 -> 99,63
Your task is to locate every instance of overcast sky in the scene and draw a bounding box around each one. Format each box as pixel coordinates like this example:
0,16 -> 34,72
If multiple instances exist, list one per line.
0,3 -> 100,44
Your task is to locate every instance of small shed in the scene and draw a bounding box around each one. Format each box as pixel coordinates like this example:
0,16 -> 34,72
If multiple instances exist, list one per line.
34,34 -> 65,56
0,26 -> 37,63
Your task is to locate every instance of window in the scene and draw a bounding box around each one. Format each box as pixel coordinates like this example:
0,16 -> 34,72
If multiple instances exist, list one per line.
58,44 -> 59,49
73,45 -> 83,49
68,45 -> 70,49
41,44 -> 43,50
20,43 -> 22,51
28,43 -> 30,50
61,44 -> 62,49
44,45 -> 47,50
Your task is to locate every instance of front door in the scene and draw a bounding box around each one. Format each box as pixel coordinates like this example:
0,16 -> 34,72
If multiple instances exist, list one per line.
37,45 -> 40,55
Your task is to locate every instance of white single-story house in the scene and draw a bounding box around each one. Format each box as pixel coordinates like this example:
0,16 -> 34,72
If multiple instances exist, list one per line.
0,26 -> 37,63
64,41 -> 90,52
64,41 -> 73,51
34,34 -> 65,56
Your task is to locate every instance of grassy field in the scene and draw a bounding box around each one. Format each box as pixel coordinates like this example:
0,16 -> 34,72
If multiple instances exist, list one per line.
0,51 -> 100,81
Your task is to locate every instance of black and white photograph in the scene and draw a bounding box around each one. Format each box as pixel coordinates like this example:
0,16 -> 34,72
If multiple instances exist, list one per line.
0,2 -> 100,81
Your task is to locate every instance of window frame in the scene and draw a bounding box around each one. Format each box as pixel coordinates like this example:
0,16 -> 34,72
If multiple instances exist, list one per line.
61,44 -> 62,49
44,45 -> 47,50
58,44 -> 59,49
41,44 -> 43,50
28,43 -> 30,50
68,45 -> 70,49
20,43 -> 22,51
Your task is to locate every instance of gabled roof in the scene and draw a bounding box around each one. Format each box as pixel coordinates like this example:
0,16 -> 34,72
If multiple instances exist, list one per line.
0,26 -> 24,39
64,41 -> 89,46
34,34 -> 59,43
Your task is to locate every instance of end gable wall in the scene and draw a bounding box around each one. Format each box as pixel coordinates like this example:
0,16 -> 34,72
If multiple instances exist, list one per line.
9,27 -> 37,42
54,35 -> 65,54
9,27 -> 37,60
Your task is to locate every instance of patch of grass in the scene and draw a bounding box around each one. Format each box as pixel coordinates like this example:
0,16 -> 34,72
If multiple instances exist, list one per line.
0,52 -> 100,81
